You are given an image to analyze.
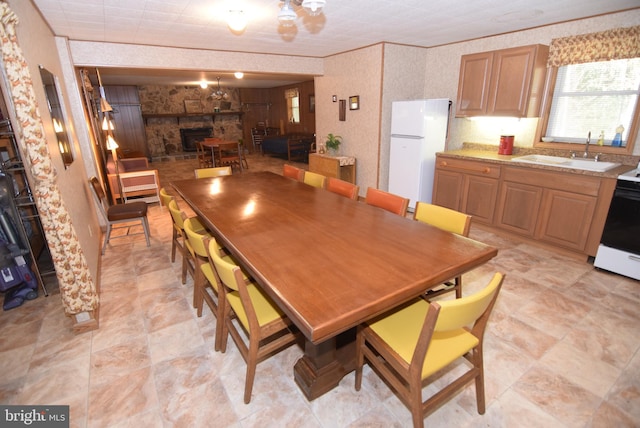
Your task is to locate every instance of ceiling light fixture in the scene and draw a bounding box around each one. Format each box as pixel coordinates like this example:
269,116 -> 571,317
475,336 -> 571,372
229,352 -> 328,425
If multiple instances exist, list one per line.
278,0 -> 325,27
211,77 -> 229,100
278,0 -> 297,27
301,0 -> 325,16
234,71 -> 244,79
227,9 -> 247,32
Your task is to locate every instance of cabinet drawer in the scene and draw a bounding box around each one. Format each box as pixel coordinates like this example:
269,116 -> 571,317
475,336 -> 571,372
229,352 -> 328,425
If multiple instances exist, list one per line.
436,158 -> 500,178
504,166 -> 600,196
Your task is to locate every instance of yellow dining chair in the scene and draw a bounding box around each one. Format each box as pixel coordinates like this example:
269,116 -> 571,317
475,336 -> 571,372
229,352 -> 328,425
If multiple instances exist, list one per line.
283,164 -> 304,181
365,187 -> 409,216
210,244 -> 299,404
168,199 -> 207,286
326,177 -> 359,200
303,171 -> 327,189
194,166 -> 232,179
159,187 -> 174,208
355,272 -> 505,428
413,201 -> 472,299
160,188 -> 179,263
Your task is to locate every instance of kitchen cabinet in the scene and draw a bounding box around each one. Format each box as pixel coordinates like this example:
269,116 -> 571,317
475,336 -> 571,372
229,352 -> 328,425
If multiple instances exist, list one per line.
498,167 -> 600,251
433,157 -> 499,224
455,44 -> 549,118
433,154 -> 617,257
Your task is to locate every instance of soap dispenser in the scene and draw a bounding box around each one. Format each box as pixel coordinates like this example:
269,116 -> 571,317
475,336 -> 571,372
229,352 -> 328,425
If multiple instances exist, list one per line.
612,125 -> 624,147
597,131 -> 605,146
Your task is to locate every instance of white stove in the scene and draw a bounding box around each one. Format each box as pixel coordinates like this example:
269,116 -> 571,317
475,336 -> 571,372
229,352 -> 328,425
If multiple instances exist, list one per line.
617,167 -> 640,182
593,165 -> 640,280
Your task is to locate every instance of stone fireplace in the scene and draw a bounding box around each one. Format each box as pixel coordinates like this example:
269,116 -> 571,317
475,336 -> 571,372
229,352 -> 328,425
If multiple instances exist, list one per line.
180,127 -> 213,152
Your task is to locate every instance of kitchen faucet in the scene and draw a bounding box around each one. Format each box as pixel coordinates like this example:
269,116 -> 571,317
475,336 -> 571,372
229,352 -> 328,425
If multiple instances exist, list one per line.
583,131 -> 591,158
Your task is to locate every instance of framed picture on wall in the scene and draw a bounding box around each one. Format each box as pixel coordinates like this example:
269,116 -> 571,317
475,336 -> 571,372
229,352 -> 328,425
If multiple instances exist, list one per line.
349,95 -> 359,110
184,99 -> 202,114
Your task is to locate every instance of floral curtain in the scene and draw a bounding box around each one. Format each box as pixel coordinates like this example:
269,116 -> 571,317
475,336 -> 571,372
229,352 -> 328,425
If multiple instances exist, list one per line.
0,2 -> 98,316
548,25 -> 640,67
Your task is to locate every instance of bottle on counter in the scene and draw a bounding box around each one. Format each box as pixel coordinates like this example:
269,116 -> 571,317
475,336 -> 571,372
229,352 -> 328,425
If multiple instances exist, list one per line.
612,125 -> 624,147
597,131 -> 605,146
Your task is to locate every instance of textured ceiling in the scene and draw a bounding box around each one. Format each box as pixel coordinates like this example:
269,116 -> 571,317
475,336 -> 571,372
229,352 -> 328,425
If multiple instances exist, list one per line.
32,0 -> 639,87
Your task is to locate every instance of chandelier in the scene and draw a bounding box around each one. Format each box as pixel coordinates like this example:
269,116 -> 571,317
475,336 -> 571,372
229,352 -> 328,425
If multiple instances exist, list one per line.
211,77 -> 229,100
278,0 -> 326,27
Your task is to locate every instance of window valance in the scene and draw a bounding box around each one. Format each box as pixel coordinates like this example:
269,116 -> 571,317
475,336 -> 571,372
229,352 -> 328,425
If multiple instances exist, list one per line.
547,25 -> 640,67
284,88 -> 299,99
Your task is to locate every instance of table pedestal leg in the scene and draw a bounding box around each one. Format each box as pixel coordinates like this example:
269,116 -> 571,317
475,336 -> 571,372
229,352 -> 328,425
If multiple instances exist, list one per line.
293,328 -> 356,400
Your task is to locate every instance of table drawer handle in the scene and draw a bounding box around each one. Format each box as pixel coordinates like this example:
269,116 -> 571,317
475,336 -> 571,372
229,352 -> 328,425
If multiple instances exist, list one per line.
439,161 -> 491,174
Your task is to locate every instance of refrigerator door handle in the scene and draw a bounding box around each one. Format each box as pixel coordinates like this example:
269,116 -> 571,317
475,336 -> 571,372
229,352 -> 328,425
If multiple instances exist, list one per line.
390,134 -> 422,139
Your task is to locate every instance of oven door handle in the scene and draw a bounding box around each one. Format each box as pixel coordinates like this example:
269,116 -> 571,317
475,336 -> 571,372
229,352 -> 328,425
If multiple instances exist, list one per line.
613,188 -> 640,202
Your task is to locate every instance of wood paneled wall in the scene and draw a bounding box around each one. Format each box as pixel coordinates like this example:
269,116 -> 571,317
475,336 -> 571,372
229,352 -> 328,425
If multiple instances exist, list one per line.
240,80 -> 315,142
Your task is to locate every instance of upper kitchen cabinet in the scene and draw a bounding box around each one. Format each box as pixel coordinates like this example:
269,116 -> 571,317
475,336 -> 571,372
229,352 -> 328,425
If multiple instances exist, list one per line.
456,44 -> 549,118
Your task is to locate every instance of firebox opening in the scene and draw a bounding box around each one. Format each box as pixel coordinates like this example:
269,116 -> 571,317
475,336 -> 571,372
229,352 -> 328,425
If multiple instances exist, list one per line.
180,127 -> 213,152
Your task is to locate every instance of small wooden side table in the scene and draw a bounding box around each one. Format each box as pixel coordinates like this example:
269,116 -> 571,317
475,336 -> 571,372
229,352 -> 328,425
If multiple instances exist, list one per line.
309,153 -> 356,184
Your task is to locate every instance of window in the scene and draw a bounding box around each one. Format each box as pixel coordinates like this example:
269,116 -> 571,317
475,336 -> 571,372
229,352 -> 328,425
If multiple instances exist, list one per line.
545,58 -> 640,146
285,88 -> 300,123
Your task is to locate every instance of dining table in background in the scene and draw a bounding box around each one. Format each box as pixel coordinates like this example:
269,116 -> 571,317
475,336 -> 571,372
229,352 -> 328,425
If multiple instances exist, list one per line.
172,172 -> 498,400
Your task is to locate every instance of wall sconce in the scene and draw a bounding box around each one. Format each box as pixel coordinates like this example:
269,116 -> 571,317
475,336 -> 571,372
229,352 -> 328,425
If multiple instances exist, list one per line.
101,116 -> 114,131
53,118 -> 64,133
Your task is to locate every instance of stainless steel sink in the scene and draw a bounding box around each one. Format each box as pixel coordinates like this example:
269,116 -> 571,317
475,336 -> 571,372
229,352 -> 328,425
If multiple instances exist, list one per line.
511,154 -> 621,172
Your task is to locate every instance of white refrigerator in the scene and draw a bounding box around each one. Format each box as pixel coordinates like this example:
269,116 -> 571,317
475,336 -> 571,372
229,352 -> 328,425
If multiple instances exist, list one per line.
389,98 -> 451,210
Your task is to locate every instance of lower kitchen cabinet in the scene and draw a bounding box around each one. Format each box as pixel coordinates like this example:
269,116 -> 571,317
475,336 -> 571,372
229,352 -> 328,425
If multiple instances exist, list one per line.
434,154 -> 616,257
495,181 -> 542,236
537,188 -> 596,250
433,157 -> 499,225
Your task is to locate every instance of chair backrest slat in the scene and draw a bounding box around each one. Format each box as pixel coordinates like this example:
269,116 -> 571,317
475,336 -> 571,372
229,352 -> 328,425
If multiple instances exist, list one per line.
365,187 -> 409,216
414,202 -> 471,236
327,177 -> 359,200
283,164 -> 304,181
303,171 -> 327,189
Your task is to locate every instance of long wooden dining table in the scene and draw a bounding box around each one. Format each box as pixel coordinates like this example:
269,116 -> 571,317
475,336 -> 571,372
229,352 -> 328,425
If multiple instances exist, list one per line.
172,171 -> 498,400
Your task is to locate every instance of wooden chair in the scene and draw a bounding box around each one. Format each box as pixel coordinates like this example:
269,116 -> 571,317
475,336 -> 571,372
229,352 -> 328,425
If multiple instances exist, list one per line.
355,272 -> 505,428
326,177 -> 359,200
210,243 -> 299,403
196,141 -> 213,168
365,187 -> 409,216
283,164 -> 304,181
251,127 -> 264,153
414,201 -> 472,299
215,141 -> 243,172
89,177 -> 150,254
194,166 -> 232,179
303,171 -> 327,189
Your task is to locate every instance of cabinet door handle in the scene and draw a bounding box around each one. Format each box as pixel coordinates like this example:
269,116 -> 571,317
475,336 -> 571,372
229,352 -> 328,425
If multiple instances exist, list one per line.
439,161 -> 491,174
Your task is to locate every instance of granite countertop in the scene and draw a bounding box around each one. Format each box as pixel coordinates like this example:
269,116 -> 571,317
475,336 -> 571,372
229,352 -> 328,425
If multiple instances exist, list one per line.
438,144 -> 637,179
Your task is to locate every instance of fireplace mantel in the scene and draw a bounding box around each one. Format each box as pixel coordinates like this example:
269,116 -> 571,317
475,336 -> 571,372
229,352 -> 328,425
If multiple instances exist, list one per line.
142,110 -> 243,125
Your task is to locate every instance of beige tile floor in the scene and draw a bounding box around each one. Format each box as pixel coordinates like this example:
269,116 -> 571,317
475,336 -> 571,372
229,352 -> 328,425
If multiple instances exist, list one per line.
0,152 -> 639,427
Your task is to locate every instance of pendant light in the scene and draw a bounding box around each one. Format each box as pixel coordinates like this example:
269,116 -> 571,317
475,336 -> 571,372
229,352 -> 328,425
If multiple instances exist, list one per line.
301,0 -> 325,16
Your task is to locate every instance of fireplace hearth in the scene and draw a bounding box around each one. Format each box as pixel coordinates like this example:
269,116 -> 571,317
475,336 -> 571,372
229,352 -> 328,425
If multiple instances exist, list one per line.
180,127 -> 213,152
